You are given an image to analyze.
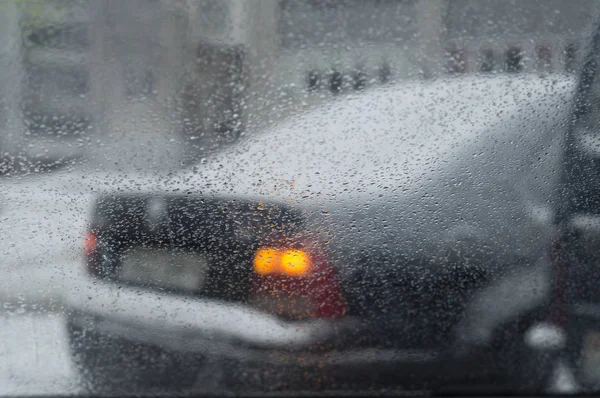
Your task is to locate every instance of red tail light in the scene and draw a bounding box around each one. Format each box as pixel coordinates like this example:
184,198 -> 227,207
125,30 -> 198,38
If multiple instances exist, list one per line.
83,231 -> 99,277
83,231 -> 97,256
249,238 -> 347,320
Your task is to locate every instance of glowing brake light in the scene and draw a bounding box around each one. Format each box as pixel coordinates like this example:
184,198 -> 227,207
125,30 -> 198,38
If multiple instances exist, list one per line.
280,249 -> 311,277
254,248 -> 281,275
253,247 -> 312,277
250,242 -> 347,319
83,231 -> 97,256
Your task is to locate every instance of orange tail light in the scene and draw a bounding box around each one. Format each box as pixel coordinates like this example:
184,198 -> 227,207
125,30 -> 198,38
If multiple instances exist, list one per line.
250,242 -> 347,319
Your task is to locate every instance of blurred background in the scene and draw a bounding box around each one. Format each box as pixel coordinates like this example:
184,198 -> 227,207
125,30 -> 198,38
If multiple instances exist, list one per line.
0,0 -> 597,174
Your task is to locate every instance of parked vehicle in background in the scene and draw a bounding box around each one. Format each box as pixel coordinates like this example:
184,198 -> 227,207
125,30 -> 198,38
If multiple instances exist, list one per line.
549,19 -> 600,391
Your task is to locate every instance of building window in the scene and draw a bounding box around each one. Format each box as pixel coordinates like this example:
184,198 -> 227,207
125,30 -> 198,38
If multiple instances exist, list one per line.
446,49 -> 467,74
124,66 -> 155,98
278,0 -> 418,50
479,49 -> 494,73
352,68 -> 366,91
536,44 -> 553,72
307,70 -> 321,92
505,46 -> 523,73
329,70 -> 343,94
378,61 -> 391,84
565,42 -> 578,73
27,65 -> 89,96
25,23 -> 90,50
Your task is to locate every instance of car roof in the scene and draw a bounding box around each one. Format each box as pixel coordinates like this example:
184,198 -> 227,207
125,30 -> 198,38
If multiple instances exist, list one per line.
182,74 -> 576,204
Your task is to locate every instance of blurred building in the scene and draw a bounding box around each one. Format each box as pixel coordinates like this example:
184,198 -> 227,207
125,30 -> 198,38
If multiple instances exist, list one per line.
443,0 -> 597,75
250,0 -> 598,127
1,0 -> 598,171
245,0 -> 445,129
0,2 -> 25,165
0,0 -> 92,169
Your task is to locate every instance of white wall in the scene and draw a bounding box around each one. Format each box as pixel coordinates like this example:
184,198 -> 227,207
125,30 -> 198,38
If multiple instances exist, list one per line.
0,2 -> 24,155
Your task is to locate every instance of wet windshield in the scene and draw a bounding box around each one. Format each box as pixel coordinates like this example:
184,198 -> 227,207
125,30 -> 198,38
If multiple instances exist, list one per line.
1,0 -> 600,395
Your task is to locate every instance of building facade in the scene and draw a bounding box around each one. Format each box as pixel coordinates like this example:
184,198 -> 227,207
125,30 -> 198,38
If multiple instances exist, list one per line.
1,0 -> 598,171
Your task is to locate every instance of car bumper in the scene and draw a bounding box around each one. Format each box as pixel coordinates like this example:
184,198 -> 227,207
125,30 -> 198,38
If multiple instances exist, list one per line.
64,280 -> 554,391
558,303 -> 600,391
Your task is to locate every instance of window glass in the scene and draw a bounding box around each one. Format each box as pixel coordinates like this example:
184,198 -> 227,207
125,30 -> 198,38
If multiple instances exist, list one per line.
1,1 -> 599,396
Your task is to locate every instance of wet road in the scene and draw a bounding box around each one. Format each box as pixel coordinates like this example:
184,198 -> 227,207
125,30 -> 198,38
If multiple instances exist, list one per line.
0,313 -> 81,395
0,312 -> 581,396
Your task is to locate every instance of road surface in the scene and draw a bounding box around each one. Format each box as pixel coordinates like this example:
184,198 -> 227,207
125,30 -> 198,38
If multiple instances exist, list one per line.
0,313 -> 81,395
0,310 -> 583,396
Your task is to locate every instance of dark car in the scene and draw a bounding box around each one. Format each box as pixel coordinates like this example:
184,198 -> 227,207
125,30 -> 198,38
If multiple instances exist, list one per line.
64,75 -> 576,394
548,20 -> 600,391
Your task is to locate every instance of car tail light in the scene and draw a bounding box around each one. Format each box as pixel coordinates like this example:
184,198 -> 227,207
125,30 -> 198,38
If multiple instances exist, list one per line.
83,231 -> 100,277
83,231 -> 97,256
253,247 -> 312,277
249,239 -> 347,320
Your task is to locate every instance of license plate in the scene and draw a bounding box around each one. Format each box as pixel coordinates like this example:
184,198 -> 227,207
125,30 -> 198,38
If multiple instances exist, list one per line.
580,331 -> 600,385
119,248 -> 208,292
